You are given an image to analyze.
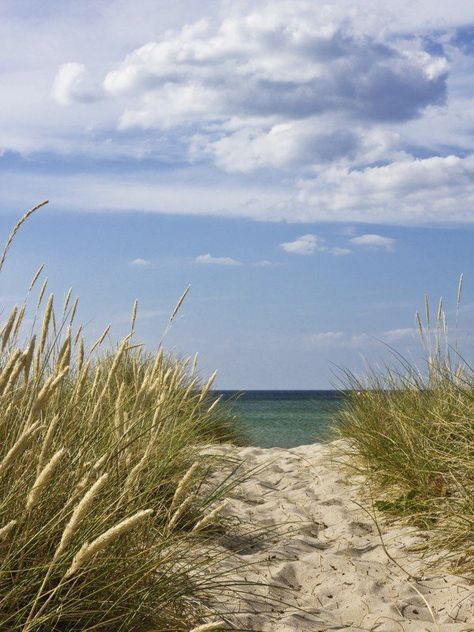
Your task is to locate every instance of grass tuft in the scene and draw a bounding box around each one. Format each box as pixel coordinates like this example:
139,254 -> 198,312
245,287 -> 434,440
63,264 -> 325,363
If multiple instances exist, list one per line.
0,205 -> 244,631
335,282 -> 473,578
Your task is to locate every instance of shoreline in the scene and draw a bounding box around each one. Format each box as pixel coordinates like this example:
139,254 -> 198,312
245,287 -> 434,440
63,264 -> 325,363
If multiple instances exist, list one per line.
204,441 -> 472,631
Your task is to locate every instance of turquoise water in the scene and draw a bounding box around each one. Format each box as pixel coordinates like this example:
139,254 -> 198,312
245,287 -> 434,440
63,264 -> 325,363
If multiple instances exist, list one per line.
216,390 -> 344,448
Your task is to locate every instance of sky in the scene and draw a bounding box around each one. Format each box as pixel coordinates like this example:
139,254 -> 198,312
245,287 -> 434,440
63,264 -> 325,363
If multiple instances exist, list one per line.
1,0 -> 474,388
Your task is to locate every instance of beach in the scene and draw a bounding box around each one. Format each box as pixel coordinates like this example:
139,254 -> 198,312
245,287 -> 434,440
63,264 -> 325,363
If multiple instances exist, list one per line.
205,441 -> 473,631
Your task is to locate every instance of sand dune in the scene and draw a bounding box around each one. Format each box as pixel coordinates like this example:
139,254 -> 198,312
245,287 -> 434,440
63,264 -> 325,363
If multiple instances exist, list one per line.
205,442 -> 473,631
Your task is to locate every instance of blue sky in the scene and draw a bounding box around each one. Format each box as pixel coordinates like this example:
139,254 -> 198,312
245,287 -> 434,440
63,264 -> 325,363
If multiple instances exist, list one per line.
1,0 -> 474,388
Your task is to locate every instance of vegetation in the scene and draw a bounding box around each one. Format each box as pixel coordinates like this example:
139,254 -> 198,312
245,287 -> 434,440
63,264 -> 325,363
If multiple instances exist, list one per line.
336,277 -> 473,578
0,204 -> 240,631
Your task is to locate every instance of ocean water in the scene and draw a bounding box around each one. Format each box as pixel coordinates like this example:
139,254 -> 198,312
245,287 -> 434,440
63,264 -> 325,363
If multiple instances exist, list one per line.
216,390 -> 345,448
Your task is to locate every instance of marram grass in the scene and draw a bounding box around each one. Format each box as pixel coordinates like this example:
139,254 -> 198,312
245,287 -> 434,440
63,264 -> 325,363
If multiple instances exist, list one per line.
0,204 -> 242,631
336,280 -> 473,578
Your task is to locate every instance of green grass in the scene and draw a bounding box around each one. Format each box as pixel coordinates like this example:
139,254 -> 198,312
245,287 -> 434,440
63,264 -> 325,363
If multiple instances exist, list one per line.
335,281 -> 473,578
0,204 -> 244,631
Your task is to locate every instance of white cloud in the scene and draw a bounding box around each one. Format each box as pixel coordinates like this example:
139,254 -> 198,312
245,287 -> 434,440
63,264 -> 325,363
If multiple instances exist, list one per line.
298,155 -> 474,224
3,1 -> 474,225
195,253 -> 242,266
130,257 -> 151,265
3,151 -> 474,225
52,63 -> 100,105
309,331 -> 373,348
103,4 -> 447,135
94,0 -> 452,186
308,327 -> 416,349
281,234 -> 353,256
281,234 -> 321,255
197,121 -> 362,173
118,83 -> 219,130
329,247 -> 352,256
350,234 -> 395,250
309,331 -> 345,346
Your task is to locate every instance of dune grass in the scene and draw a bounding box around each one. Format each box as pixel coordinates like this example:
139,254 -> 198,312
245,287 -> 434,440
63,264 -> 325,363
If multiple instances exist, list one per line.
336,279 -> 473,578
0,204 -> 242,631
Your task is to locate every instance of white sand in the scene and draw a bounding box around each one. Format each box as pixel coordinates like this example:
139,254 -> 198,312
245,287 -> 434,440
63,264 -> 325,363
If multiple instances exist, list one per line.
205,442 -> 473,631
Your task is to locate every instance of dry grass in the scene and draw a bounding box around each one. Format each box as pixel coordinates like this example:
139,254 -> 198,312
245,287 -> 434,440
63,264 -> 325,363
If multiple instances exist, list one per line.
336,279 -> 473,578
0,204 -> 244,631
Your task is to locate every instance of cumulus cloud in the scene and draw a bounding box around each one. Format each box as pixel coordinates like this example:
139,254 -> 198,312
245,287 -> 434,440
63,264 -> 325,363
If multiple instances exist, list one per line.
309,331 -> 345,346
195,253 -> 242,266
281,234 -> 353,256
103,4 -> 447,132
4,0 -> 474,225
82,1 -> 472,225
297,155 -> 474,224
281,234 -> 321,255
350,234 -> 395,250
130,257 -> 151,265
52,63 -> 101,105
94,1 -> 451,181
194,122 -> 361,173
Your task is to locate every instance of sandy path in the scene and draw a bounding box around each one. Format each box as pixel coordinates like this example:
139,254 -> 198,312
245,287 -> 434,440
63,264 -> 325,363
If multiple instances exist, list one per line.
206,442 -> 473,631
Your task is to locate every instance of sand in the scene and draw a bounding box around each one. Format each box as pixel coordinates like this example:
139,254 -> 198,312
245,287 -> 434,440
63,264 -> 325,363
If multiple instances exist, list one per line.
203,441 -> 473,631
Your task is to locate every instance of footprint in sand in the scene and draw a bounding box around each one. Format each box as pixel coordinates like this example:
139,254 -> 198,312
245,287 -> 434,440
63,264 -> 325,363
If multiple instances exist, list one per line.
206,443 -> 473,631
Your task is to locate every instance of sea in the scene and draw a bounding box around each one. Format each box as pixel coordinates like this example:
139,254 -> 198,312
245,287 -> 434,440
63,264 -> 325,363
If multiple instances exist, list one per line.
215,390 -> 345,449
